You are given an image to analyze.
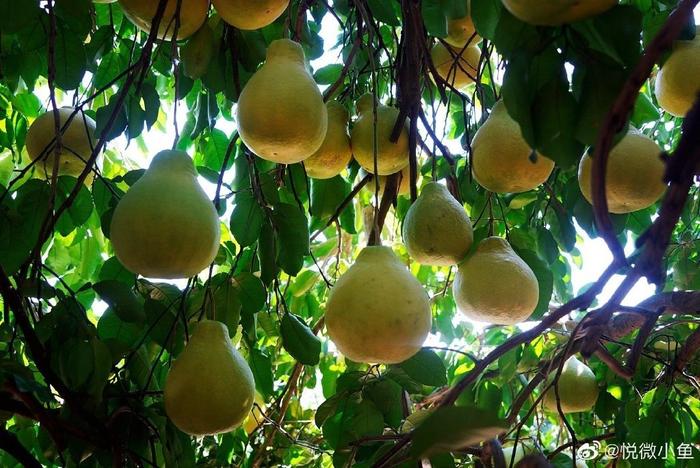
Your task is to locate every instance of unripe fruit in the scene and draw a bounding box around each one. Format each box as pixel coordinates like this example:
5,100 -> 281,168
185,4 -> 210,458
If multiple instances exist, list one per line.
471,101 -> 554,193
237,39 -> 327,164
213,0 -> 289,30
430,42 -> 481,90
110,150 -> 220,279
402,182 -> 473,266
542,356 -> 599,414
164,320 -> 255,436
351,94 -> 409,176
325,246 -> 431,364
118,0 -> 209,40
578,128 -> 665,214
25,108 -> 97,182
453,237 -> 539,325
500,0 -> 617,26
303,101 -> 353,179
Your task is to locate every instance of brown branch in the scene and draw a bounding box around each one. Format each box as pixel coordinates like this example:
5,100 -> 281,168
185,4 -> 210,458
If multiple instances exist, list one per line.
590,0 -> 699,262
0,427 -> 41,468
323,36 -> 362,102
250,318 -> 325,468
367,172 -> 399,246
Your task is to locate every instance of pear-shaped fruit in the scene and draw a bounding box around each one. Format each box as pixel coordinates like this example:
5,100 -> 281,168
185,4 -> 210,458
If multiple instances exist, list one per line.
430,42 -> 481,89
237,39 -> 327,164
444,1 -> 480,48
402,182 -> 473,266
655,33 -> 700,117
303,101 -> 353,179
453,237 -> 539,325
26,108 -> 98,182
213,0 -> 289,30
325,246 -> 431,364
471,101 -> 554,193
110,150 -> 220,279
501,0 -> 617,25
164,320 -> 255,436
543,356 -> 599,414
181,22 -> 216,79
118,0 -> 209,40
578,127 -> 665,214
351,94 -> 409,176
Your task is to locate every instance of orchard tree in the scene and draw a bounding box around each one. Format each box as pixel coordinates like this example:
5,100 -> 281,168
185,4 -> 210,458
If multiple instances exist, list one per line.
0,0 -> 699,467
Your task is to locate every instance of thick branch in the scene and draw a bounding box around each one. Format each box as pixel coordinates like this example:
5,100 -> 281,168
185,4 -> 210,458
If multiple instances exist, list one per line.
590,0 -> 699,262
0,427 -> 41,468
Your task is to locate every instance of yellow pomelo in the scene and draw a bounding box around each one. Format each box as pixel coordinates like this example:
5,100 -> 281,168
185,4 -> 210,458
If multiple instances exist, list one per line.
471,101 -> 554,193
444,1 -> 480,48
325,246 -> 431,364
351,94 -> 409,175
238,39 -> 327,164
543,356 -> 599,414
181,22 -> 216,79
402,182 -> 473,266
164,320 -> 255,436
578,128 -> 665,214
213,0 -> 289,30
430,42 -> 481,89
453,237 -> 539,325
655,34 -> 700,117
25,108 -> 98,182
118,0 -> 209,40
501,0 -> 617,26
304,101 -> 353,179
110,150 -> 221,279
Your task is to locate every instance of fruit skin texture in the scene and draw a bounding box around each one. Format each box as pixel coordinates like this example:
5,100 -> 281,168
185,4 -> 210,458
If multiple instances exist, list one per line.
164,320 -> 255,436
453,237 -> 539,325
402,182 -> 474,266
471,101 -> 554,193
351,94 -> 409,175
237,39 -> 327,164
303,101 -> 353,179
118,0 -> 209,40
110,150 -> 220,279
655,35 -> 700,117
213,0 -> 289,30
543,356 -> 599,414
26,108 -> 97,181
501,0 -> 617,26
430,42 -> 481,90
325,246 -> 431,364
578,128 -> 665,214
181,22 -> 216,79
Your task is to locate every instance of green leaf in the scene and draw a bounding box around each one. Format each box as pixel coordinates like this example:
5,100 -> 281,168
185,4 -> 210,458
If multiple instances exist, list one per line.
93,280 -> 145,323
232,272 -> 266,314
54,25 -> 87,90
0,180 -> 51,275
422,0 -> 448,37
280,313 -> 321,366
398,349 -> 448,387
514,249 -> 554,320
411,406 -> 508,457
97,309 -> 143,356
271,202 -> 309,276
248,348 -> 274,398
313,64 -> 343,85
364,378 -> 404,428
257,219 -> 278,286
0,0 -> 41,34
311,175 -> 350,220
230,191 -> 264,247
366,0 -> 400,26
471,0 -> 502,40
55,176 -> 94,236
